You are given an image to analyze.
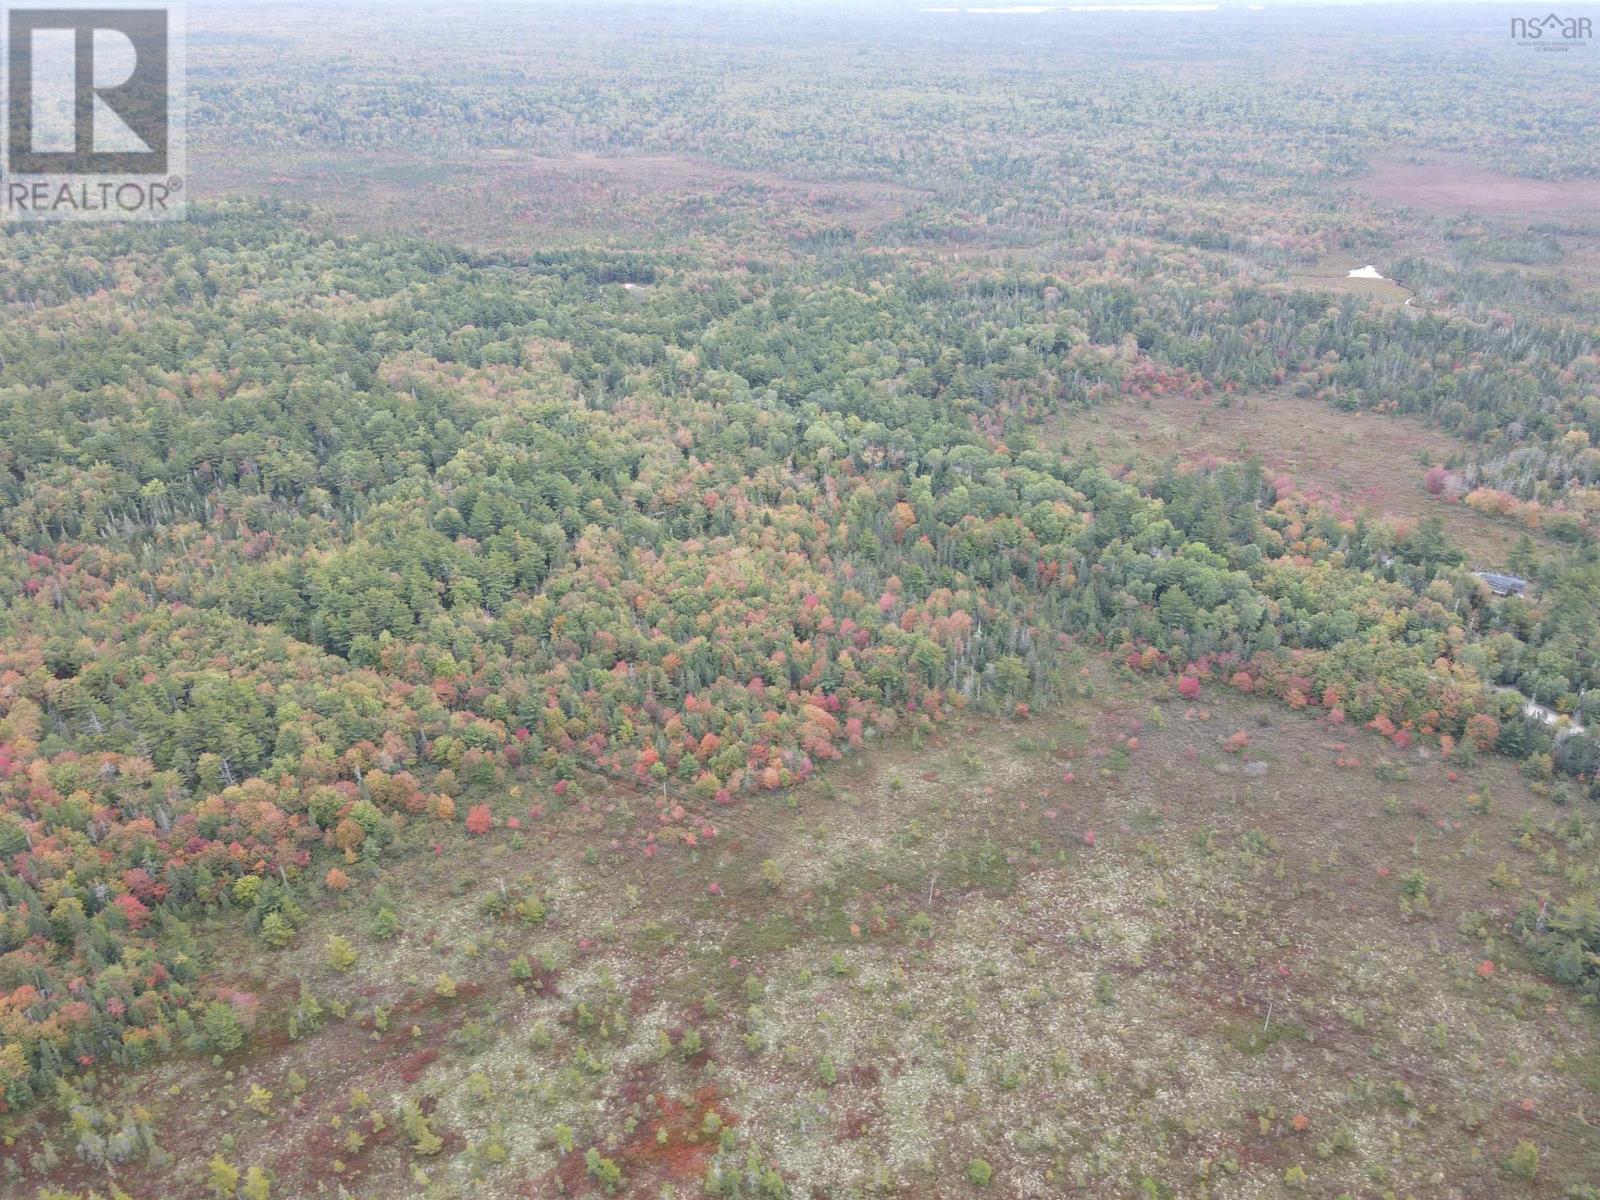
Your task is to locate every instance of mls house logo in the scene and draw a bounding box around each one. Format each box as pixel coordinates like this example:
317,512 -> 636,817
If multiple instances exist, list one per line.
1510,11 -> 1593,50
3,3 -> 184,220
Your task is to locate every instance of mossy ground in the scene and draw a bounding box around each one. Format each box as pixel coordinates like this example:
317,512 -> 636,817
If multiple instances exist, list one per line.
6,656 -> 1599,1199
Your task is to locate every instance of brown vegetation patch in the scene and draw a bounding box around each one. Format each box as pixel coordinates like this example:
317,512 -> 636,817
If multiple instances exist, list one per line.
1060,388 -> 1551,562
8,672 -> 1600,1199
197,146 -> 925,252
1359,156 -> 1600,220
1284,260 -> 1415,303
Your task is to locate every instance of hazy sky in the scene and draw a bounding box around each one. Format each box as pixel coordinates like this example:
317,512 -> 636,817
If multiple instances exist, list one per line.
193,0 -> 1600,10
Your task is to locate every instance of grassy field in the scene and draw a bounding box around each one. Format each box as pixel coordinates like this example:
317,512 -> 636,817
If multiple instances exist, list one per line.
1284,262 -> 1415,305
1055,388 -> 1554,567
1357,158 -> 1600,222
7,651 -> 1597,1199
196,147 -> 926,254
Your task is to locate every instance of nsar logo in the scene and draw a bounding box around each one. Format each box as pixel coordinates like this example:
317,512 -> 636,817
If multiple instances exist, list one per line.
1510,11 -> 1592,50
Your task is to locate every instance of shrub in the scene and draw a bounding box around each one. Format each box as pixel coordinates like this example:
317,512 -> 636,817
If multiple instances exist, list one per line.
585,1148 -> 624,1193
516,895 -> 546,925
1504,1139 -> 1539,1180
325,935 -> 358,972
1094,972 -> 1116,1006
241,1166 -> 271,1200
677,1027 -> 704,1059
400,1101 -> 443,1155
259,912 -> 295,948
201,1002 -> 246,1053
288,983 -> 326,1041
967,1159 -> 993,1186
207,1155 -> 239,1199
760,858 -> 785,891
1523,891 -> 1600,997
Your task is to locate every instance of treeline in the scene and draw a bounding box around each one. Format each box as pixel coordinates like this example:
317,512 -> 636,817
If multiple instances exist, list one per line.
1,204 -> 1597,1117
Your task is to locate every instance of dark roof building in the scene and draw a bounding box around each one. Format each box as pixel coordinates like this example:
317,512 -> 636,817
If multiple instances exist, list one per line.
1472,571 -> 1528,597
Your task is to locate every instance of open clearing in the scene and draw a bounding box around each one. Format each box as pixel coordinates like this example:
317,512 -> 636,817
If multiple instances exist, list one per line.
1358,157 -> 1600,221
198,147 -> 925,252
7,661 -> 1597,1199
1285,260 -> 1415,304
1057,389 -> 1547,566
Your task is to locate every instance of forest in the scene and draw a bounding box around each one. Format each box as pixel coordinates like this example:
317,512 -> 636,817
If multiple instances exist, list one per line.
2,3 -> 1599,1198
